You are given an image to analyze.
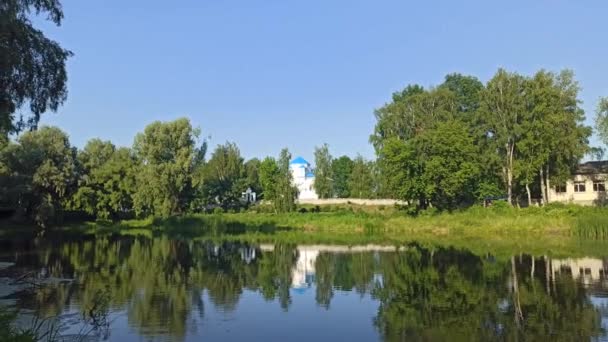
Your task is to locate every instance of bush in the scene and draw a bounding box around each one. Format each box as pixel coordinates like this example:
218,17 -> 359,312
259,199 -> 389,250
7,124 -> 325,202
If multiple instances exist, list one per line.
213,207 -> 224,214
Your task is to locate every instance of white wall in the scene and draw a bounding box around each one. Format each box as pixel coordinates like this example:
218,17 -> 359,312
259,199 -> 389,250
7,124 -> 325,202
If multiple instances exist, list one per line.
548,174 -> 607,206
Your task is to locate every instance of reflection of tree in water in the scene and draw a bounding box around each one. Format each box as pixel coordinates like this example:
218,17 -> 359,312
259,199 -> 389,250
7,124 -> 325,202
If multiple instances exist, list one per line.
10,236 -> 299,341
372,248 -> 604,341
6,237 -> 606,341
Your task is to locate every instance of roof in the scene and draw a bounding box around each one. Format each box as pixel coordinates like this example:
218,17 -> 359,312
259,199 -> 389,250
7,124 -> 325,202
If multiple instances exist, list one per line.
575,161 -> 608,175
290,156 -> 309,165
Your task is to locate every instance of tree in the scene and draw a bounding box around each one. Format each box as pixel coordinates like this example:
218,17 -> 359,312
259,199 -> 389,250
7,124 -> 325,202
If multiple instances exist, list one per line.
415,121 -> 480,209
70,139 -> 137,219
348,156 -> 375,199
313,143 -> 333,199
244,158 -> 261,194
379,121 -> 480,210
595,97 -> 608,147
331,156 -> 353,198
0,0 -> 72,138
259,157 -> 279,202
275,149 -> 298,212
202,142 -> 246,210
530,70 -> 590,204
370,86 -> 455,153
0,126 -> 77,226
479,69 -> 528,205
439,73 -> 484,122
132,118 -> 202,217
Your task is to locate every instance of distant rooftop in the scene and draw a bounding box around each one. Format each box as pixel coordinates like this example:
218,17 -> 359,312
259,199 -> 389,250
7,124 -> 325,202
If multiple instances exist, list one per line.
576,161 -> 608,175
290,156 -> 309,165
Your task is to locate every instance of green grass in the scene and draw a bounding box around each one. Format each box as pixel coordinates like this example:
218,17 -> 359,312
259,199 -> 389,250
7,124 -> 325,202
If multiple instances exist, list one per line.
4,203 -> 608,258
34,203 -> 604,258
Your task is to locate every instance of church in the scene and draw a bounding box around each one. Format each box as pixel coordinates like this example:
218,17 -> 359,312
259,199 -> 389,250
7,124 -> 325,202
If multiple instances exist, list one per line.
289,156 -> 319,200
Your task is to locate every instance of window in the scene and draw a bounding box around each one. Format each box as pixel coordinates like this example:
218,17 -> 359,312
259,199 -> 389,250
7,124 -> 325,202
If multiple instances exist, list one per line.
574,182 -> 586,193
555,184 -> 566,193
593,181 -> 606,192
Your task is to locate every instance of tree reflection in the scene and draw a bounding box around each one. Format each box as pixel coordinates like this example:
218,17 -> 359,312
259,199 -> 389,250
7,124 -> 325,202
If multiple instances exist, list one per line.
4,237 -> 605,341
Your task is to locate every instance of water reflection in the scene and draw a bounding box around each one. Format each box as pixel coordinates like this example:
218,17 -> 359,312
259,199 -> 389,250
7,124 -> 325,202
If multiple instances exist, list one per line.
0,236 -> 606,341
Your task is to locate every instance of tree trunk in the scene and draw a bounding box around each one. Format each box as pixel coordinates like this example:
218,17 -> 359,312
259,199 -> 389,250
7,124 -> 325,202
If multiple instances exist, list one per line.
511,256 -> 523,327
506,142 -> 514,206
539,168 -> 546,206
525,183 -> 532,207
545,165 -> 551,203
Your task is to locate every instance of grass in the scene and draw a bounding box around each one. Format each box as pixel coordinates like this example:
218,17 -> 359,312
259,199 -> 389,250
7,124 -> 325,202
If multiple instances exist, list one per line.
3,202 -> 608,259
30,202 -> 603,259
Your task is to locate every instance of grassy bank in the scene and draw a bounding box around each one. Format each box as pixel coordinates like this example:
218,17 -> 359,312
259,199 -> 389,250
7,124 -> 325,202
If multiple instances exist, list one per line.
36,203 -> 605,258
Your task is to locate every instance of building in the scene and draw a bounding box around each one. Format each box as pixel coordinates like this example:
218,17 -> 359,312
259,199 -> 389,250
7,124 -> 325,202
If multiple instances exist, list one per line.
290,156 -> 318,200
549,161 -> 608,206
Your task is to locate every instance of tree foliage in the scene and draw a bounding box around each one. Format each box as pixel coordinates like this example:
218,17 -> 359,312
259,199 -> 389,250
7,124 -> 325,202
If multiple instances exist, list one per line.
0,0 -> 72,137
595,97 -> 608,147
202,142 -> 246,210
348,156 -> 375,199
70,139 -> 137,219
331,155 -> 353,198
313,143 -> 333,199
374,68 -> 591,209
0,126 -> 77,226
132,118 -> 202,217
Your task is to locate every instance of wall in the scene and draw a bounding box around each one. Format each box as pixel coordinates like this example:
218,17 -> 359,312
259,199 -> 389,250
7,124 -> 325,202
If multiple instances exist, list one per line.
296,198 -> 405,206
548,173 -> 607,206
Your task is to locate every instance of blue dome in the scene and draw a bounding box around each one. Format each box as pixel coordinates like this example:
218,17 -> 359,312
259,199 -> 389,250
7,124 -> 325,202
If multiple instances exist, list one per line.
290,156 -> 309,165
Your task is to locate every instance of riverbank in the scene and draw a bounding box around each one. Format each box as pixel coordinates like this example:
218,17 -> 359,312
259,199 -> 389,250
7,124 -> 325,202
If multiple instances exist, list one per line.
13,203 -> 596,258
2,203 -> 607,258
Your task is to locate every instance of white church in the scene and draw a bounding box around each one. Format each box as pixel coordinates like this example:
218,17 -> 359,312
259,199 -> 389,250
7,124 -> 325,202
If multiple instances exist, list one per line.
289,156 -> 319,200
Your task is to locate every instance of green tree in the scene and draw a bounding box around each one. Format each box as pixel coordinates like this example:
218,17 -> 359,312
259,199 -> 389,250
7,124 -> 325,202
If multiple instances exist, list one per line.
259,157 -> 279,202
479,69 -> 528,205
0,126 -> 77,226
596,97 -> 608,146
258,150 -> 297,212
349,156 -> 375,199
331,155 -> 353,198
439,73 -> 484,121
0,0 -> 72,138
313,143 -> 333,199
416,120 -> 480,209
202,142 -> 246,210
370,86 -> 455,153
132,118 -> 201,217
275,149 -> 298,212
70,139 -> 137,219
244,158 -> 261,194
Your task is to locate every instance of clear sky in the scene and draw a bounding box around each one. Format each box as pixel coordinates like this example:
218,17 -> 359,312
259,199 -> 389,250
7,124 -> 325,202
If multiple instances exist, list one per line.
37,0 -> 608,160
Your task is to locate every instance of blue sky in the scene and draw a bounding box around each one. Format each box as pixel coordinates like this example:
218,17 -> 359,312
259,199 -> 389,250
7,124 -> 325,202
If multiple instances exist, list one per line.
37,0 -> 608,160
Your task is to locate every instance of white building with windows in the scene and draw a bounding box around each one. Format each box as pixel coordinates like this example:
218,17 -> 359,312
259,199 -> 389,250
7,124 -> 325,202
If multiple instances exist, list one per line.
290,157 -> 318,200
549,161 -> 608,206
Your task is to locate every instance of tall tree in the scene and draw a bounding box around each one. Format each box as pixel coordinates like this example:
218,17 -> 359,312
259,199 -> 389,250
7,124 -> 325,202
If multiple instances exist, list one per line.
479,69 -> 528,205
1,0 -> 72,137
0,126 -> 77,226
70,139 -> 137,219
331,155 -> 353,198
313,143 -> 333,199
258,150 -> 297,213
595,97 -> 608,147
259,157 -> 279,202
348,156 -> 375,199
244,158 -> 261,194
274,149 -> 297,213
132,118 -> 201,217
202,142 -> 246,210
541,70 -> 590,203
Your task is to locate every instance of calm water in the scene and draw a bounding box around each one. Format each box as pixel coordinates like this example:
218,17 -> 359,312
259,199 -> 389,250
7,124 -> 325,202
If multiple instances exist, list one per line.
0,235 -> 607,341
